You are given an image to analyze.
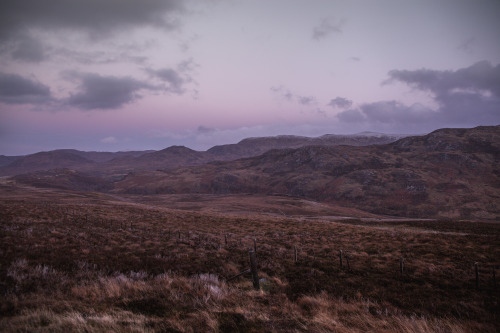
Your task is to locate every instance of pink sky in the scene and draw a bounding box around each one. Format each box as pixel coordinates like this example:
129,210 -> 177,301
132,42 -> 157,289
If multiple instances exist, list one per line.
1,0 -> 499,155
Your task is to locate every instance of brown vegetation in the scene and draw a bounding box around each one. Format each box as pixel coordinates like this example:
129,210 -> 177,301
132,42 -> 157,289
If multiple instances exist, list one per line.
1,181 -> 499,332
113,125 -> 500,219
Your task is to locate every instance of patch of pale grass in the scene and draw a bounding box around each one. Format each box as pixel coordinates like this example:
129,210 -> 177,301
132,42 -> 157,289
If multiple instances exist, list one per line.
0,308 -> 152,333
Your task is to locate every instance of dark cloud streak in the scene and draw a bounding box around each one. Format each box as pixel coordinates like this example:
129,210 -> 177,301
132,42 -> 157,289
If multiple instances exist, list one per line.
0,0 -> 184,41
0,72 -> 51,104
64,72 -> 153,110
328,97 -> 352,109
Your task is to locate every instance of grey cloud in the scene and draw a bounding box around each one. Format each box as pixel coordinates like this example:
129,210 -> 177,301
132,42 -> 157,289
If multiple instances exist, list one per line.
64,72 -> 152,110
197,126 -> 216,134
0,0 -> 184,42
328,97 -> 352,109
386,61 -> 500,97
312,17 -> 343,41
271,86 -> 293,101
146,59 -> 198,95
338,61 -> 500,129
386,61 -> 500,124
337,101 -> 435,126
271,86 -> 318,107
298,96 -> 316,106
337,109 -> 365,123
10,34 -> 46,62
52,47 -> 148,65
360,101 -> 434,124
0,72 -> 51,104
146,68 -> 185,94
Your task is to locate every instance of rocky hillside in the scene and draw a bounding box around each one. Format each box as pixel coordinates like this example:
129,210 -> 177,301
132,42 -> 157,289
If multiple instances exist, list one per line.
206,133 -> 403,160
113,126 -> 500,219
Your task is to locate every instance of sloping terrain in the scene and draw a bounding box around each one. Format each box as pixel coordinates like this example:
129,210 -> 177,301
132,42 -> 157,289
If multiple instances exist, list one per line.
0,133 -> 403,177
113,125 -> 500,219
0,149 -> 152,176
0,155 -> 19,167
0,150 -> 96,176
206,133 -> 403,160
0,180 -> 498,332
12,168 -> 113,192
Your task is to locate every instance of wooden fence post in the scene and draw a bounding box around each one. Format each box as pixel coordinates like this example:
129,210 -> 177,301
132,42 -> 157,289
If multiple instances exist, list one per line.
474,262 -> 479,290
249,250 -> 260,290
493,266 -> 496,290
254,238 -> 257,253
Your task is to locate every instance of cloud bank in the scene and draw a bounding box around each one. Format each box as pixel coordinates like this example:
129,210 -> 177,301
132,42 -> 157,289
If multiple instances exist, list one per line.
337,61 -> 500,130
0,72 -> 51,104
64,72 -> 153,110
0,0 -> 183,41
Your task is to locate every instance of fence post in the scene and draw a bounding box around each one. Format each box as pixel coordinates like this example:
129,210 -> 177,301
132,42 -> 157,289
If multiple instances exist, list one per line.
254,238 -> 257,253
475,262 -> 479,290
249,250 -> 260,290
493,266 -> 497,290
225,234 -> 228,247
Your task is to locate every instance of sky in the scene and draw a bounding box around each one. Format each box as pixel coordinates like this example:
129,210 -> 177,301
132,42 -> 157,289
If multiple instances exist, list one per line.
1,0 -> 499,155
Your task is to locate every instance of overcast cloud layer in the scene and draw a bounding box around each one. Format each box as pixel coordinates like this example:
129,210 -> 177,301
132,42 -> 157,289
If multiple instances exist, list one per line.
1,0 -> 499,155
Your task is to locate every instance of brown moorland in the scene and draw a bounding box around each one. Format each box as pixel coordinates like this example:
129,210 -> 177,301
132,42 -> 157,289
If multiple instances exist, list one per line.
0,180 -> 499,332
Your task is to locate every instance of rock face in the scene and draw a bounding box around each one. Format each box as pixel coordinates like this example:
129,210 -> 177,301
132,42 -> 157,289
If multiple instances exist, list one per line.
113,125 -> 500,219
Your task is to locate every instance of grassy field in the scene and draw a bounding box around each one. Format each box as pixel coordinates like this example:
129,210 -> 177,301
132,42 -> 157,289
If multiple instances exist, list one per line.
1,181 -> 499,332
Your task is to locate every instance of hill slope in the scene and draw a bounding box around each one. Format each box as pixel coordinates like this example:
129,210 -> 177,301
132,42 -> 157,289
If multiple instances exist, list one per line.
1,133 -> 404,176
206,133 -> 403,160
113,125 -> 500,219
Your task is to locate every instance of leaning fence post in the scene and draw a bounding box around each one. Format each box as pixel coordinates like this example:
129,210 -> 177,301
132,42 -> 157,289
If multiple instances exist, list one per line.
475,262 -> 479,290
249,250 -> 260,290
253,238 -> 257,253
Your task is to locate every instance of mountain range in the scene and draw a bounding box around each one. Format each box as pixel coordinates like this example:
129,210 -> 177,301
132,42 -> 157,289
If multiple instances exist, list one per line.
0,132 -> 403,177
3,127 -> 499,219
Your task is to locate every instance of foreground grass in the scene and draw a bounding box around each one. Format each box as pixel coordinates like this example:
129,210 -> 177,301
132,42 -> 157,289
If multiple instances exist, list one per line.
0,185 -> 499,332
1,265 -> 487,332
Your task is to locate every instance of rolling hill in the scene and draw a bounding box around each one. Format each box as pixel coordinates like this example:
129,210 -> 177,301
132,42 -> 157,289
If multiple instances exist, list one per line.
112,125 -> 500,219
0,133 -> 404,177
